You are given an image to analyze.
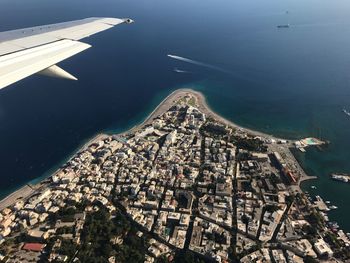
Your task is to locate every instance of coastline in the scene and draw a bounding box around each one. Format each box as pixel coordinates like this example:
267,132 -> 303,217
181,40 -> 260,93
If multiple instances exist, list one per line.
0,88 -> 316,209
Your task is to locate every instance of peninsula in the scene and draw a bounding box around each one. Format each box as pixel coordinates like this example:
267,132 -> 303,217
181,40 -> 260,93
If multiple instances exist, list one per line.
0,89 -> 348,262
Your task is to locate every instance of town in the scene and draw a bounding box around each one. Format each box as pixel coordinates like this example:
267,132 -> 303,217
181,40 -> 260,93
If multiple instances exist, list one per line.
0,91 -> 349,262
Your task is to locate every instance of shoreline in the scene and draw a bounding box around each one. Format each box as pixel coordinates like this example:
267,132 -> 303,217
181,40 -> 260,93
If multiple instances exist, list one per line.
0,88 -> 316,209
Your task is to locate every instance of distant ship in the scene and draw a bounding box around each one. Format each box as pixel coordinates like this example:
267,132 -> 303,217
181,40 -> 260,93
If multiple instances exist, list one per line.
343,108 -> 350,117
277,24 -> 290,28
330,173 -> 350,183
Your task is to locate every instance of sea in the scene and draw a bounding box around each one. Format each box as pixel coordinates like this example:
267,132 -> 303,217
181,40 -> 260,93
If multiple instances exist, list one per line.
1,0 -> 350,231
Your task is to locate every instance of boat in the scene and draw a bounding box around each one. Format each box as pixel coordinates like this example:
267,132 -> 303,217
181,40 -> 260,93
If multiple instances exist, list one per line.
329,222 -> 339,228
331,173 -> 350,183
332,173 -> 350,176
299,147 -> 306,153
311,185 -> 317,189
329,205 -> 338,210
277,24 -> 290,28
343,108 -> 350,117
174,68 -> 188,73
325,201 -> 331,204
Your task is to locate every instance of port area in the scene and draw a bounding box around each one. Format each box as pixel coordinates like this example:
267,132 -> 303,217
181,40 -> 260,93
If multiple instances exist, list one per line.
308,194 -> 337,212
294,137 -> 328,152
313,195 -> 330,211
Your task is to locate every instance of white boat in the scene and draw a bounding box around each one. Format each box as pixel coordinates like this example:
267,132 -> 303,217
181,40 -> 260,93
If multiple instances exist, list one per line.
315,195 -> 321,200
331,174 -> 349,183
174,68 -> 188,73
329,205 -> 338,210
311,185 -> 317,189
343,108 -> 350,117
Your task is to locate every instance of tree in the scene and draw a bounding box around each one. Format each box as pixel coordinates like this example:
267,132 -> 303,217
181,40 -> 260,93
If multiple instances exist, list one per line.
78,208 -> 145,263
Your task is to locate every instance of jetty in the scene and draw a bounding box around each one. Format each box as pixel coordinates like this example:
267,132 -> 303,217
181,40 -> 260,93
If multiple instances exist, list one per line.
294,137 -> 328,152
313,195 -> 329,211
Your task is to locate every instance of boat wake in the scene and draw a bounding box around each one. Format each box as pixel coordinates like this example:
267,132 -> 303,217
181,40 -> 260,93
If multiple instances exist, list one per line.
292,22 -> 350,28
167,54 -> 231,74
174,68 -> 191,74
167,53 -> 274,87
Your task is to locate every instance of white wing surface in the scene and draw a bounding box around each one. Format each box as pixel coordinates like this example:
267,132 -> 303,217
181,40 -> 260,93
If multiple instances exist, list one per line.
0,17 -> 133,90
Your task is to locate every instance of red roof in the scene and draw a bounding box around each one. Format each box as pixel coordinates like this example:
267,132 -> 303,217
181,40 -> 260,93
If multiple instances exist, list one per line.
22,243 -> 45,252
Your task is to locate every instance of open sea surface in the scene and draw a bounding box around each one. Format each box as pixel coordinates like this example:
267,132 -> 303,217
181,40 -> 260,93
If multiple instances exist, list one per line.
1,0 -> 350,230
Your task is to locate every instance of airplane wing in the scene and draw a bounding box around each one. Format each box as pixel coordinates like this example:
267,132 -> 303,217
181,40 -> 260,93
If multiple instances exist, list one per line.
0,17 -> 133,90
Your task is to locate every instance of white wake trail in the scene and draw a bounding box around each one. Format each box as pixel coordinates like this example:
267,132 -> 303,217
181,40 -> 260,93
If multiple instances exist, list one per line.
174,68 -> 191,73
168,54 -> 230,74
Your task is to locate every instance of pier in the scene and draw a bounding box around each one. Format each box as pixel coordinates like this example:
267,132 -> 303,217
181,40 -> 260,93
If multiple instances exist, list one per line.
294,137 -> 328,152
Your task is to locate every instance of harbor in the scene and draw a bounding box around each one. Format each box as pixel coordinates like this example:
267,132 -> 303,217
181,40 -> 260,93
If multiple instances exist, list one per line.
312,195 -> 338,212
305,192 -> 343,234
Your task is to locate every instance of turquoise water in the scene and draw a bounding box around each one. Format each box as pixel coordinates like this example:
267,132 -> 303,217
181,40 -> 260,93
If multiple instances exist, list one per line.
0,0 -> 350,231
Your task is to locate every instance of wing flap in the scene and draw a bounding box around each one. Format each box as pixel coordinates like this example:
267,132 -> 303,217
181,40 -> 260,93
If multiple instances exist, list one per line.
0,39 -> 90,89
0,42 -> 24,55
7,34 -> 60,50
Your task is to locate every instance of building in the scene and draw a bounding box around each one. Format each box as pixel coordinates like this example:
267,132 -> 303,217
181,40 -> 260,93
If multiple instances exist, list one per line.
22,243 -> 46,252
314,238 -> 333,257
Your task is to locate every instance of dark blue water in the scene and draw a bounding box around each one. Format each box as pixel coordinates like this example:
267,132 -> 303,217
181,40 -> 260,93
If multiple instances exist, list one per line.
1,0 -> 350,230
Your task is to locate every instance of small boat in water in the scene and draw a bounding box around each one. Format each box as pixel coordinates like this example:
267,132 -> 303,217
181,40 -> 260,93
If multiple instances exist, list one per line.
329,205 -> 338,210
277,24 -> 290,28
311,185 -> 317,189
329,222 -> 339,228
343,108 -> 350,117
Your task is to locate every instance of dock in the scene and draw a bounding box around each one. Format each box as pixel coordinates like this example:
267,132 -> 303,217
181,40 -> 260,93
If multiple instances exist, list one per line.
294,137 -> 328,152
313,195 -> 329,211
